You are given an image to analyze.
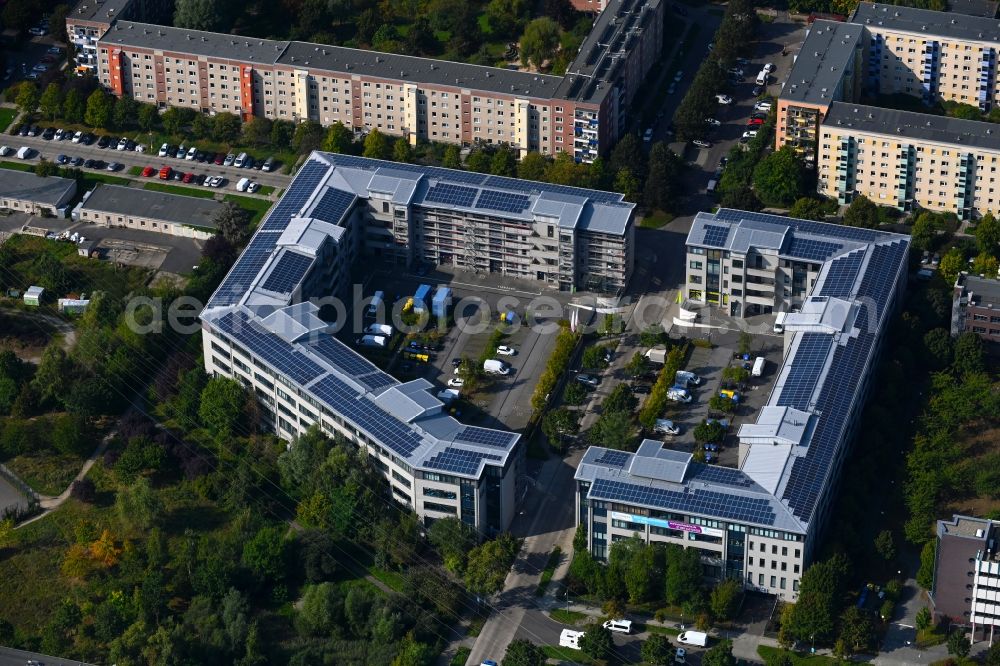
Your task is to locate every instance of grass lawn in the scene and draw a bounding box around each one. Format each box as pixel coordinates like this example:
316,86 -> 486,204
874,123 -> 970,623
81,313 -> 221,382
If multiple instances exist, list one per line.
225,194 -> 274,226
450,647 -> 471,666
0,160 -> 33,172
916,626 -> 948,648
5,452 -> 86,496
127,165 -> 143,176
365,565 -> 406,593
549,608 -> 588,625
540,645 -> 597,665
143,182 -> 217,198
258,185 -> 275,196
642,623 -> 681,636
535,546 -> 562,597
80,173 -> 129,188
757,646 -> 840,665
0,108 -> 17,133
640,210 -> 675,228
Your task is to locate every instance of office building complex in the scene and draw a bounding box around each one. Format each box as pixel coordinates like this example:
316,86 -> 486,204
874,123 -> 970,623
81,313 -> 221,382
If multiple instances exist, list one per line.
70,0 -> 663,162
932,515 -> 1000,643
952,272 -> 1000,343
577,209 -> 908,597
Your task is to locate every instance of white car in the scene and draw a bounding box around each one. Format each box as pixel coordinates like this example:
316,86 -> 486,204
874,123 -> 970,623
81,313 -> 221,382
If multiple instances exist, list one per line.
158,142 -> 170,157
186,146 -> 198,160
134,143 -> 145,153
643,128 -> 653,142
0,146 -> 10,157
667,388 -> 692,403
673,70 -> 683,82
208,175 -> 225,188
755,101 -> 772,112
247,181 -> 260,193
54,128 -> 65,140
496,345 -> 516,356
116,137 -> 128,150
705,118 -> 721,127
72,130 -> 83,142
692,139 -> 711,149
716,94 -> 733,105
763,62 -> 776,73
742,130 -> 759,140
448,378 -> 464,388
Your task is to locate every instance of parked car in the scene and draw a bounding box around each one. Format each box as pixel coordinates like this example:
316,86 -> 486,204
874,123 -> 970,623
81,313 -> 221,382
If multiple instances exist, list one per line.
754,101 -> 772,112
141,166 -> 155,177
716,94 -> 733,105
705,118 -> 721,127
575,374 -> 599,388
69,156 -> 84,166
208,175 -> 225,188
73,130 -> 84,142
80,132 -> 95,145
643,128 -> 653,142
727,67 -> 744,77
175,145 -> 187,158
41,127 -> 55,140
214,153 -> 226,165
247,181 -> 260,193
182,172 -> 195,183
742,130 -> 759,140
195,173 -> 208,185
747,117 -> 764,126
195,150 -> 206,162
158,143 -> 170,157
763,62 -> 776,73
673,70 -> 683,82
631,383 -> 651,394
106,162 -> 123,171
185,146 -> 197,160
692,139 -> 711,149
26,125 -> 40,137
752,85 -> 764,96
447,378 -> 464,388
54,153 -> 67,164
159,166 -> 172,179
53,128 -> 66,140
223,152 -> 236,166
496,345 -> 516,356
261,156 -> 276,172
97,135 -> 112,148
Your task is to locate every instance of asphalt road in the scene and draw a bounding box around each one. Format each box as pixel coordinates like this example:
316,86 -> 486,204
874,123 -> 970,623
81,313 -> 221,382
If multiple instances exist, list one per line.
2,129 -> 292,191
0,645 -> 96,666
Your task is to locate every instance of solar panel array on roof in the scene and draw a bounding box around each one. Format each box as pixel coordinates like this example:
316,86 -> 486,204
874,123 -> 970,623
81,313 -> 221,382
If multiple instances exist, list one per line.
425,183 -> 478,208
216,311 -> 324,385
776,333 -> 834,411
702,224 -> 731,247
785,237 -> 843,262
305,335 -> 398,393
590,478 -> 777,525
454,426 -> 519,448
308,374 -> 424,457
593,449 -> 631,468
714,209 -> 886,243
475,189 -> 531,214
311,187 -> 356,224
819,250 -> 865,298
688,463 -> 756,488
260,160 -> 327,231
260,252 -> 314,293
208,233 -> 279,308
424,447 -> 503,476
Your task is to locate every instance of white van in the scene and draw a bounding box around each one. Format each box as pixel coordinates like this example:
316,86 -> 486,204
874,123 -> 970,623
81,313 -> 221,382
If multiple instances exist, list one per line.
366,291 -> 384,317
751,356 -> 766,377
603,618 -> 633,634
234,152 -> 248,168
559,629 -> 584,649
706,179 -> 718,194
16,146 -> 32,159
235,177 -> 251,192
756,69 -> 768,86
773,311 -> 787,334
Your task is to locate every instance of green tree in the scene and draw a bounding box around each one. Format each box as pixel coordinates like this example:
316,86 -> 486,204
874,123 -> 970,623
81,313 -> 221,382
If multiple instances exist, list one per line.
443,145 -> 462,169
938,246 -> 965,284
639,325 -> 666,348
321,122 -> 353,154
502,638 -> 545,666
161,107 -> 189,135
752,145 -> 805,207
112,95 -> 136,130
645,142 -> 682,212
198,377 -> 247,438
137,103 -> 159,131
520,17 -> 561,69
582,345 -> 610,370
641,633 -> 674,664
587,409 -> 633,450
242,525 -> 287,581
464,533 -> 520,596
518,152 -> 548,181
34,159 -> 58,178
115,477 -> 163,531
915,606 -> 932,631
610,133 -> 646,181
710,578 -> 742,621
948,629 -> 970,658
62,89 -> 84,124
953,330 -> 986,377
213,113 -> 241,143
541,408 -> 579,449
297,582 -> 338,635
362,129 -> 390,159
39,83 -> 62,121
579,623 -> 614,660
84,89 -> 113,129
466,149 -> 492,173
788,197 -> 827,221
843,195 -> 881,229
972,252 -> 999,277
241,117 -> 271,146
486,0 -> 528,38
490,148 -> 517,177
393,138 -> 414,163
693,420 -> 725,444
292,120 -> 324,153
986,641 -> 1000,666
428,517 -> 478,575
782,554 -> 849,644
213,201 -> 252,245
14,81 -> 39,117
270,120 -> 295,151
625,352 -> 650,378
703,639 -> 736,666
975,212 -> 1000,257
839,606 -> 874,655
665,544 -> 703,605
874,530 -> 895,562
174,0 -> 224,30
614,167 -> 640,202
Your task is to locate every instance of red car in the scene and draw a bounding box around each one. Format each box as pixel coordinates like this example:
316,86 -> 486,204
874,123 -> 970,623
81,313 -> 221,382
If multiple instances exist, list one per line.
182,172 -> 195,183
141,166 -> 155,177
747,118 -> 765,127
213,153 -> 225,165
159,166 -> 172,180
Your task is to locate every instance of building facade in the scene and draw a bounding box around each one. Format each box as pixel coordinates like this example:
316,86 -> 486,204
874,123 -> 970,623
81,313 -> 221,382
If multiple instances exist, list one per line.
577,209 -> 909,598
0,171 -> 77,216
74,0 -> 663,162
932,515 -> 1000,644
75,183 -> 221,239
951,272 -> 1000,343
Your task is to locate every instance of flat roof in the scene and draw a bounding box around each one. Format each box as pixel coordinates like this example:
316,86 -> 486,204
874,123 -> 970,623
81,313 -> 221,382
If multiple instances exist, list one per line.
557,0 -> 662,104
823,101 -> 1000,151
939,514 -> 995,539
278,42 -> 563,101
781,20 -> 863,106
851,1 -> 1000,42
948,0 -> 998,17
80,184 -> 222,229
0,170 -> 77,205
67,0 -> 136,24
963,274 -> 1000,305
101,21 -> 290,64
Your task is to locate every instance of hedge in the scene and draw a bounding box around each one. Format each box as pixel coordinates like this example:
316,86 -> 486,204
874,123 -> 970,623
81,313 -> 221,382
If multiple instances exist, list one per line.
638,343 -> 689,429
531,325 -> 580,415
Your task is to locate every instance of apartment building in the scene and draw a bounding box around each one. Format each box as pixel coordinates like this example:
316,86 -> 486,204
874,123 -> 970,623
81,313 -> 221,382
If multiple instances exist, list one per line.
932,515 -> 1000,643
577,209 -> 909,597
816,101 -> 1000,219
951,272 -> 1000,343
80,0 -> 662,162
775,20 -> 864,157
66,0 -> 137,72
74,183 -> 221,239
200,153 -> 528,534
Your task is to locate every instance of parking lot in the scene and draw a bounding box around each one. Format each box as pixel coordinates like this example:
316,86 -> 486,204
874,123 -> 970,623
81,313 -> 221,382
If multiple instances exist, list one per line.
2,32 -> 64,88
353,266 -> 572,432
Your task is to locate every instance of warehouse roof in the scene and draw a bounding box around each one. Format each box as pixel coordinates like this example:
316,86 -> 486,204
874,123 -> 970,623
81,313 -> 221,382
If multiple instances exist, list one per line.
0,170 -> 77,206
781,20 -> 863,106
852,1 -> 1000,42
824,101 -> 1000,151
101,21 -> 290,63
81,184 -> 222,229
67,0 -> 136,24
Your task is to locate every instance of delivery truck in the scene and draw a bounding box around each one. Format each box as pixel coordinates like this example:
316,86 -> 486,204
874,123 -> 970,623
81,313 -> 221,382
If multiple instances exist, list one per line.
677,630 -> 708,647
645,346 -> 667,364
483,359 -> 510,375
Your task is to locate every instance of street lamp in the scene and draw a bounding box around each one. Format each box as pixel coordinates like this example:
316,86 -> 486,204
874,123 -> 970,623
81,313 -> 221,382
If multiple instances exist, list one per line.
811,634 -> 815,654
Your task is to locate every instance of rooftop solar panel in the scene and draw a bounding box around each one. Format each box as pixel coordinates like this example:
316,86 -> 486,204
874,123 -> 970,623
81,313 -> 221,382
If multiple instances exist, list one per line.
207,233 -> 279,308
775,333 -> 835,411
424,447 -> 503,476
590,477 -> 777,526
785,237 -> 843,262
593,449 -> 631,468
260,251 -> 314,294
260,160 -> 328,231
216,311 -> 324,385
713,209 -> 888,243
702,224 -> 731,247
425,183 -> 478,208
819,250 -> 865,298
307,335 -> 385,380
454,426 -> 519,448
475,189 -> 531,214
310,187 -> 356,224
688,463 -> 756,488
356,371 -> 398,393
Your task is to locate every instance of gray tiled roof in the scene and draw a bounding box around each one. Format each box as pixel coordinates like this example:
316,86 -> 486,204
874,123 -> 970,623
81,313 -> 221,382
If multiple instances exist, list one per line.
781,20 -> 863,106
101,21 -> 290,63
277,42 -> 563,101
823,101 -> 1000,151
80,184 -> 222,229
947,0 -> 999,17
0,170 -> 77,206
852,1 -> 1000,42
67,0 -> 136,24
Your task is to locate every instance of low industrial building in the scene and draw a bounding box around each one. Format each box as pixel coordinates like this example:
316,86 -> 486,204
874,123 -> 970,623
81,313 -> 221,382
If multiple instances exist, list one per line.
0,171 -> 77,217
952,272 -> 1000,344
575,209 -> 909,598
75,184 -> 222,239
931,515 -> 1000,643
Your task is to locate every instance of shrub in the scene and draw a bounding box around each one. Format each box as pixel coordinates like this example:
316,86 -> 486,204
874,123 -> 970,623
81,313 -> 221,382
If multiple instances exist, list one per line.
530,325 -> 579,415
70,478 -> 96,503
